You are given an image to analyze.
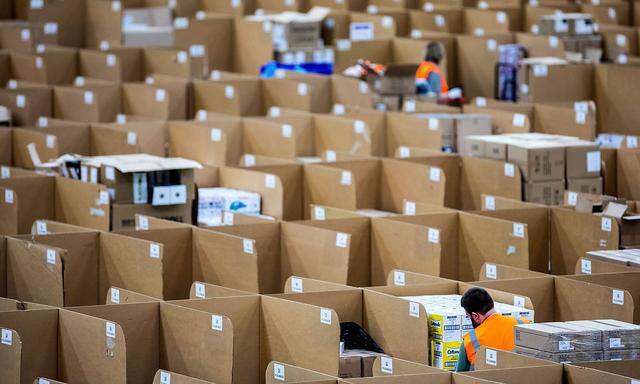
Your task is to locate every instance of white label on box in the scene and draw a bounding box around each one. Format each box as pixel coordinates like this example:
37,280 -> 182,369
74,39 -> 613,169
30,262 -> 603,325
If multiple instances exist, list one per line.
21,29 -> 30,41
99,41 -> 110,51
340,171 -> 352,186
404,201 -> 416,215
616,34 -> 627,47
496,12 -> 506,24
43,23 -> 58,36
320,308 -> 332,324
36,44 -> 45,53
485,195 -> 496,210
106,54 -> 117,67
1,329 -> 12,345
574,101 -> 589,113
155,88 -> 166,102
380,357 -> 393,374
354,120 -> 365,134
520,83 -> 529,95
567,191 -> 578,206
359,81 -> 369,94
428,118 -> 439,130
478,0 -> 488,9
105,166 -> 115,181
404,99 -> 416,112
37,116 -> 48,127
244,154 -> 255,166
106,321 -> 116,338
435,15 -> 445,27
476,97 -> 487,107
265,174 -> 276,189
314,206 -> 326,220
336,232 -> 349,248
282,124 -> 292,138
74,76 -> 86,87
399,146 -> 410,158
137,215 -> 149,230
382,16 -> 393,29
337,39 -> 351,51
174,17 -> 189,29
513,296 -> 526,308
127,131 -> 137,146
273,363 -> 285,381
0,166 -> 8,179
333,104 -> 345,115
409,301 -> 420,318
30,0 -> 43,8
512,113 -> 526,127
4,189 -> 14,204
549,36 -> 559,48
559,340 -> 572,351
326,150 -> 337,162
367,5 -> 379,13
350,22 -> 374,41
7,79 -> 17,89
210,70 -> 221,80
111,1 -> 121,12
610,338 -> 622,348
486,263 -> 497,279
428,227 -> 440,244
224,85 -> 235,99
513,223 -> 525,238
243,239 -> 254,254
16,94 -> 25,108
587,151 -> 601,172
393,270 -> 406,286
190,44 -> 205,57
423,2 -> 434,11
160,371 -> 171,384
291,277 -> 304,293
269,107 -> 281,117
111,288 -> 120,304
210,128 -> 222,142
618,54 -> 628,64
83,91 -> 94,105
612,289 -> 624,305
46,249 -> 56,264
506,245 -> 516,255
36,220 -> 47,234
262,21 -> 272,33
149,243 -> 160,259
429,167 -> 441,182
211,315 -> 223,331
45,134 -> 55,149
608,7 -> 616,20
575,111 -> 586,125
475,28 -> 485,36
581,259 -> 592,274
627,136 -> 638,148
194,282 -> 206,298
231,0 -> 241,7
116,114 -> 126,124
177,51 -> 188,63
223,211 -> 234,225
485,348 -> 497,366
38,380 -> 50,384
297,83 -> 308,96
533,64 -> 548,77
486,38 -> 497,52
504,163 -> 515,177
601,217 -> 612,232
99,190 -> 109,205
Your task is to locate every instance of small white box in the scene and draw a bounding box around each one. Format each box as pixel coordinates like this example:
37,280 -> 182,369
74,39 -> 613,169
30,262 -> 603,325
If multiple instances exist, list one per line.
197,188 -> 261,226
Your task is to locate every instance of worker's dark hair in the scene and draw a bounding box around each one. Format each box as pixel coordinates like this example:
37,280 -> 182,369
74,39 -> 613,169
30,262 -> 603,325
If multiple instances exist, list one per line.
461,287 -> 494,315
424,42 -> 443,64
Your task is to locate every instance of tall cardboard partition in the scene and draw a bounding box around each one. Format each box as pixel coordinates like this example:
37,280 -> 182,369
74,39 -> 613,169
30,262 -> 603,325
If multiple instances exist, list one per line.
11,129 -> 60,170
333,39 -> 392,74
594,64 -> 640,135
464,103 -> 533,135
472,347 -> 558,371
173,14 -> 234,72
303,159 -> 446,218
264,362 -> 337,384
281,218 -> 370,287
330,75 -> 375,110
193,73 -> 264,117
233,18 -> 279,75
283,276 -> 358,294
78,47 -> 144,84
532,102 -> 596,141
456,34 -> 514,99
385,269 -> 456,287
616,148 -> 640,201
0,81 -> 53,127
0,327 -> 20,384
385,112 -> 443,156
243,117 -> 313,159
570,360 -> 640,379
188,281 -> 256,299
28,118 -> 91,156
320,109 -> 387,157
313,115 -> 376,157
143,48 -> 209,80
370,212 -> 530,284
53,82 -> 121,123
106,287 -> 163,304
90,121 -> 168,157
460,157 -> 522,211
260,289 -> 430,374
262,74 -> 332,114
401,152 -> 461,209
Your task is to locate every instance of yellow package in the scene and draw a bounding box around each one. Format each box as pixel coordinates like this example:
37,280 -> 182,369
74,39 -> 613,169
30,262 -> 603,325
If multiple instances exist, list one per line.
431,340 -> 462,371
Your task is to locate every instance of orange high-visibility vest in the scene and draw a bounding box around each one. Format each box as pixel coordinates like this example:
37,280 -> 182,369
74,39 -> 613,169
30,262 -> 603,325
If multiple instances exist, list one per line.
415,61 -> 449,93
463,314 -> 526,368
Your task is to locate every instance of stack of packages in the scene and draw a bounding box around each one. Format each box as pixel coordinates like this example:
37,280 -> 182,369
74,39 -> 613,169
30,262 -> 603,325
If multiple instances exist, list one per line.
409,114 -> 492,154
197,188 -> 261,226
402,295 -> 534,371
467,133 -> 602,205
584,249 -> 640,269
515,320 -> 640,363
537,13 -> 602,61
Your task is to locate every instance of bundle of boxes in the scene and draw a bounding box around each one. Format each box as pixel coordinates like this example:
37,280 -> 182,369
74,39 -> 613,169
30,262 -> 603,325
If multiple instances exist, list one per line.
536,13 -> 602,61
515,319 -> 640,363
404,113 -> 492,154
402,295 -> 534,371
467,133 -> 602,205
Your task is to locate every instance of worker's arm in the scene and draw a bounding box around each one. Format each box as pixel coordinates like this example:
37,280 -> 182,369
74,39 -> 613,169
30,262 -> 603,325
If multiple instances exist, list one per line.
455,344 -> 471,372
426,72 -> 442,94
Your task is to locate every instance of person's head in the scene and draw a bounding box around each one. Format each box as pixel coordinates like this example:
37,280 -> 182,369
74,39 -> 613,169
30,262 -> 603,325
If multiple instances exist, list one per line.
424,42 -> 443,64
461,288 -> 495,328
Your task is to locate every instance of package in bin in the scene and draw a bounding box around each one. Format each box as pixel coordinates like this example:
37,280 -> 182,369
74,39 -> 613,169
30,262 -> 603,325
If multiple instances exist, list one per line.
515,322 -> 602,353
197,188 -> 260,226
431,340 -> 461,371
567,319 -> 640,350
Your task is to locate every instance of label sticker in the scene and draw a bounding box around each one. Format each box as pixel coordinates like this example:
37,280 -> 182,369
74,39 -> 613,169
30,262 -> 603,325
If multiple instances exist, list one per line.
224,85 -> 234,99
111,288 -> 120,304
106,321 -> 116,338
533,64 -> 548,77
126,131 -> 137,146
513,223 -> 525,238
326,150 -> 337,162
575,111 -> 586,125
609,338 -> 622,348
38,379 -> 50,384
485,195 -> 496,210
587,151 -> 601,172
423,2 -> 434,11
99,190 -> 109,205
486,39 -> 497,51
404,201 -> 416,215
84,91 -> 94,105
398,146 -> 410,158
513,296 -> 525,308
1,329 -> 12,345
297,83 -> 308,96
409,302 -> 420,318
354,120 -> 366,134
627,136 -> 638,148
155,88 -> 166,102
333,104 -> 345,115
581,259 -> 592,274
244,154 -> 255,166
189,44 -> 205,57
273,363 -> 285,381
428,227 -> 440,244
381,356 -> 393,374
174,17 -> 189,29
105,166 -> 115,181
1,166 -> 9,179
46,248 -> 56,265
106,54 -> 117,67
485,263 -> 497,279
4,189 -> 14,204
336,232 -> 349,248
136,215 -> 149,231
476,97 -> 487,107
616,34 -> 627,47
36,220 -> 47,234
394,270 -> 406,286
359,81 -> 369,94
549,36 -> 559,48
243,239 -> 254,254
30,0 -> 44,8
314,206 -> 326,220
340,171 -> 352,186
320,308 -> 332,324
558,340 -> 572,351
435,14 -> 445,26
567,191 -> 578,206
504,163 -> 515,177
265,174 -> 277,189
16,94 -> 26,108
496,11 -> 506,24
210,128 -> 222,142
21,28 -> 30,41
281,124 -> 292,138
404,99 -> 416,112
150,243 -> 160,259
612,289 -> 624,305
223,211 -> 234,225
601,217 -> 612,232
195,282 -> 206,298
429,167 -> 440,182
211,315 -> 223,331
574,101 -> 589,113
485,348 -> 497,366
428,118 -> 439,131
160,371 -> 171,384
111,1 -> 121,12
35,56 -> 43,69
291,277 -> 303,293
512,113 -> 526,127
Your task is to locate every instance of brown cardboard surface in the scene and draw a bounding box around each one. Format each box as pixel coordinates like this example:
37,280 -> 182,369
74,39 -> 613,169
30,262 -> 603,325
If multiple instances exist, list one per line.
460,157 -> 522,211
188,281 -> 256,299
0,176 -> 54,234
474,277 -> 555,322
385,112 -> 443,155
153,370 -> 216,384
264,362 -> 337,384
284,276 -> 357,294
473,346 -> 557,371
371,356 -> 439,376
616,148 -> 640,200
594,64 -> 640,134
106,287 -> 161,304
554,277 -> 634,323
0,328 -> 21,384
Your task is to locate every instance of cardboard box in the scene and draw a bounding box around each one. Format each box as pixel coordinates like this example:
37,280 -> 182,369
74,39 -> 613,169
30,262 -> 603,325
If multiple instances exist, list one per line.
197,187 -> 261,226
456,114 -> 492,156
603,349 -> 640,361
567,177 -> 603,196
585,249 -> 640,269
515,345 -> 604,363
508,141 -> 565,182
515,322 -> 602,353
567,320 -> 640,350
379,64 -> 419,95
122,7 -> 174,47
111,201 -> 193,231
523,179 -> 564,205
247,8 -> 328,52
339,349 -> 385,378
537,13 -> 596,36
601,202 -> 640,247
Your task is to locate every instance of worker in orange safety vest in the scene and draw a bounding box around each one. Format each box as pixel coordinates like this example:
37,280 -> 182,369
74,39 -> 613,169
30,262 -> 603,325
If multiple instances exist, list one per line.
415,42 -> 449,95
456,287 -> 528,371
